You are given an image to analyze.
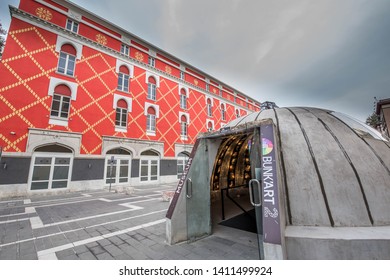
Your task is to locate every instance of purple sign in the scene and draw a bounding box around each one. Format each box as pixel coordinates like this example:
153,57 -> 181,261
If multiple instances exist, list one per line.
166,139 -> 200,219
260,124 -> 281,245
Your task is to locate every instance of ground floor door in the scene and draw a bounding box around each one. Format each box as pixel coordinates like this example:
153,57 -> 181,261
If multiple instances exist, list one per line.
105,156 -> 131,185
140,157 -> 159,182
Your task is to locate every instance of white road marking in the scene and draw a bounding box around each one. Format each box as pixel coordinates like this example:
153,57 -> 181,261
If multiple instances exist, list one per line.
31,203 -> 143,229
0,209 -> 166,248
37,218 -> 166,259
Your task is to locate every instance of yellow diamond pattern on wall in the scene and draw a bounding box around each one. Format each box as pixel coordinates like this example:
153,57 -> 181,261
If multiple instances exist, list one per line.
0,23 -> 233,157
0,25 -> 120,155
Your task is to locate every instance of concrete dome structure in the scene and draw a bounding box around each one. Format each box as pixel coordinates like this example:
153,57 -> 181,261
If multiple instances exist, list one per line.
229,107 -> 390,227
229,107 -> 390,259
166,107 -> 390,259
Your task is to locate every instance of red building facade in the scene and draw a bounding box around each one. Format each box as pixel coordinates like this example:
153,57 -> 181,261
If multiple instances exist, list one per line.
0,0 -> 261,197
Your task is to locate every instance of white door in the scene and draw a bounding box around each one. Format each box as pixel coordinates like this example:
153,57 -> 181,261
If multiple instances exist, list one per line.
105,156 -> 131,185
140,157 -> 159,182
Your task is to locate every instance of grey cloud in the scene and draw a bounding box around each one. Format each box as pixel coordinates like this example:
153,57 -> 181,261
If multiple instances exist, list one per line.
2,0 -> 389,121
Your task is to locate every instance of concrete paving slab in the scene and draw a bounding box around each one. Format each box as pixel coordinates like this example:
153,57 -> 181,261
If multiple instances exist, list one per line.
0,182 -> 259,260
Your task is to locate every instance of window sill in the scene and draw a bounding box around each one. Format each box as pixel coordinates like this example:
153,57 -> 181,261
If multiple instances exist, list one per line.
146,131 -> 156,136
115,126 -> 127,133
116,89 -> 130,94
49,117 -> 68,127
55,71 -> 76,79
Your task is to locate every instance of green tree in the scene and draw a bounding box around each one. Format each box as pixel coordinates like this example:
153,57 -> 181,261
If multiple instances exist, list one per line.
366,113 -> 380,128
0,21 -> 7,59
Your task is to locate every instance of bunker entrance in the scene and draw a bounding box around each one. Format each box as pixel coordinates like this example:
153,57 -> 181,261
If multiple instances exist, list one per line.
210,132 -> 262,239
167,124 -> 267,259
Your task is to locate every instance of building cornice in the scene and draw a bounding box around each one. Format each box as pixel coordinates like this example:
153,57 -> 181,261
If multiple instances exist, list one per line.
9,5 -> 257,112
23,1 -> 260,110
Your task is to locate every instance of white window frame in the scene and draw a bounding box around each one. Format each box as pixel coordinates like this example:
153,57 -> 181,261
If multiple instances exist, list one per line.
117,72 -> 130,92
104,155 -> 132,186
57,51 -> 76,76
207,103 -> 213,117
113,95 -> 132,132
181,121 -> 188,140
121,44 -> 130,56
140,156 -> 159,183
50,93 -> 71,119
147,114 -> 156,135
148,56 -> 155,67
29,152 -> 73,191
205,97 -> 213,117
115,107 -> 128,129
180,93 -> 187,110
49,94 -> 71,127
66,18 -> 79,33
179,112 -> 190,140
220,103 -> 226,121
147,83 -> 157,101
206,119 -> 214,132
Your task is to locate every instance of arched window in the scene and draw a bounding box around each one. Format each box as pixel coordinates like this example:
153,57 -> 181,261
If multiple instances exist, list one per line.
57,44 -> 76,76
207,98 -> 213,117
207,121 -> 213,132
146,106 -> 156,133
51,84 -> 71,119
147,76 -> 157,101
236,109 -> 240,118
115,99 -> 128,128
221,104 -> 226,121
180,88 -> 187,109
180,115 -> 188,139
117,65 -> 130,92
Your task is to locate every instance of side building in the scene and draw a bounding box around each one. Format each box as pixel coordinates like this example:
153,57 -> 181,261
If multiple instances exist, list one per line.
375,98 -> 390,140
0,0 -> 261,197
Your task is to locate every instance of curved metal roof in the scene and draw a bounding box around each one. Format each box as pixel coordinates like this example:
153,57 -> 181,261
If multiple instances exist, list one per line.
229,107 -> 390,227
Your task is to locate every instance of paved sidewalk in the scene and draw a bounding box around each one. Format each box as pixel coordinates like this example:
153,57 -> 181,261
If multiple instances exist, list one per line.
0,183 -> 258,260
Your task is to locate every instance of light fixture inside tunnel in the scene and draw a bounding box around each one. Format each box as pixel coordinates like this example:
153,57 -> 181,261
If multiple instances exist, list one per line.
211,133 -> 253,191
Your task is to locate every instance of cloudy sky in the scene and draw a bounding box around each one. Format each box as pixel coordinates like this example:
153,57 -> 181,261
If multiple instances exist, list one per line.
1,0 -> 390,122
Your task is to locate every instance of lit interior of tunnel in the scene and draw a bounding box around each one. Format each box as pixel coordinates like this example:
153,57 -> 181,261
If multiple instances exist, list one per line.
210,132 -> 259,234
